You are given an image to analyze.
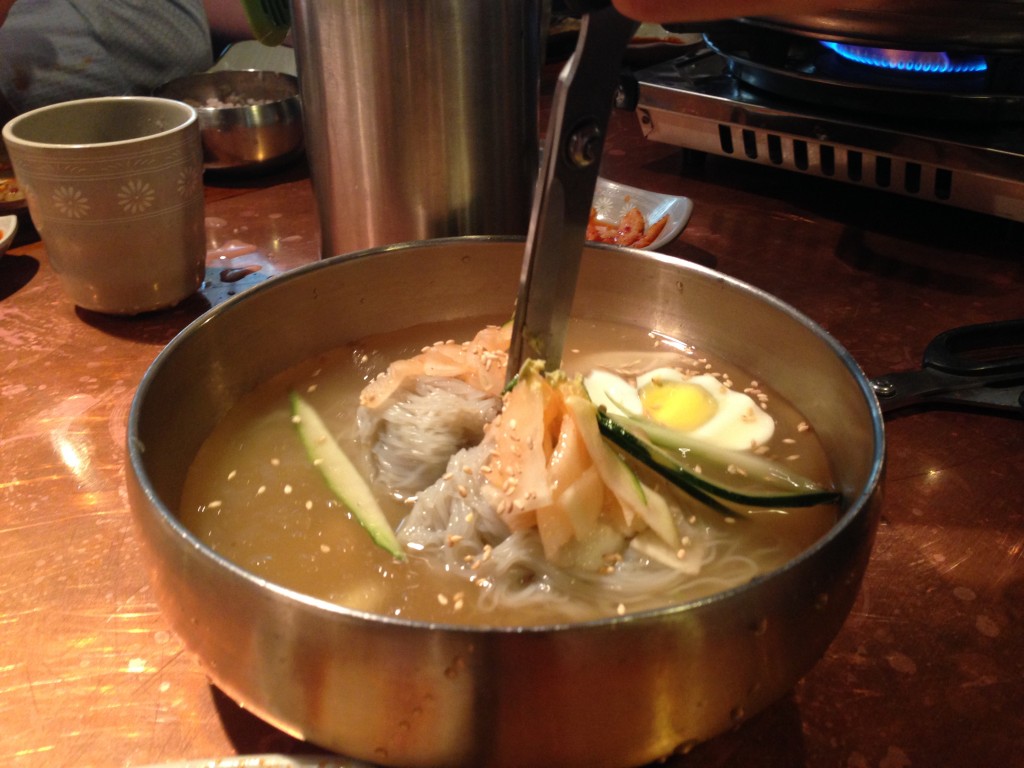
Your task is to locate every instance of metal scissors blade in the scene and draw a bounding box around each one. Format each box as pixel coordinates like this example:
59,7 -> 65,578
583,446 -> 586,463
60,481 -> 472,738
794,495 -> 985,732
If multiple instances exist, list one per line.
506,2 -> 639,382
871,319 -> 1024,414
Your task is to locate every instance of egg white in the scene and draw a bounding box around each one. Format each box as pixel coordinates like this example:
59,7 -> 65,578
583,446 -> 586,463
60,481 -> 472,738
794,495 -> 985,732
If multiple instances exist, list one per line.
585,368 -> 775,451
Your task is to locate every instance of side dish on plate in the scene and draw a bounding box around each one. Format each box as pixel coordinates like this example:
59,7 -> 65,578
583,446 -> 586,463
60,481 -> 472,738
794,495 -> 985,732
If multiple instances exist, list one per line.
587,177 -> 692,250
0,160 -> 25,212
0,214 -> 18,256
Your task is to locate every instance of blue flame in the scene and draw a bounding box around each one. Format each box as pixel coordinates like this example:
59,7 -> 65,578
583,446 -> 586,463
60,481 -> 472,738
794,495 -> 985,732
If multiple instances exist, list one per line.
821,42 -> 987,74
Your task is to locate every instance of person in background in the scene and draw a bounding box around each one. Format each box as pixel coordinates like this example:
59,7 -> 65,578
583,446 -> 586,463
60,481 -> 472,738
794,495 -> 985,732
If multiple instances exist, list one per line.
0,0 -> 213,123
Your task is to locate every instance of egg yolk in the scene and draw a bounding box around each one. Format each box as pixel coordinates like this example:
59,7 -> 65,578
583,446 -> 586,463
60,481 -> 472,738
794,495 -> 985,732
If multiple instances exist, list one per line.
639,381 -> 718,432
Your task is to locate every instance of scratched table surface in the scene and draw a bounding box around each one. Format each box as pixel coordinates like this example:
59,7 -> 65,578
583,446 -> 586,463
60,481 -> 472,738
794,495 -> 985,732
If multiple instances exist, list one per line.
2,100 -> 1023,768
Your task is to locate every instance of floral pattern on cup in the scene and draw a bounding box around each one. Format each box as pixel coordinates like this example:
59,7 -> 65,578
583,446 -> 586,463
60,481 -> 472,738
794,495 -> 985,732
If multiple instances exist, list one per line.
20,155 -> 201,225
19,141 -> 203,226
52,186 -> 90,219
117,179 -> 156,214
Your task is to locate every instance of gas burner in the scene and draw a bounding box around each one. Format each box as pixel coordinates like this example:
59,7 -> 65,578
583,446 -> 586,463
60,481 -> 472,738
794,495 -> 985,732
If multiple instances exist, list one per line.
703,27 -> 1023,122
626,27 -> 1024,223
819,43 -> 988,75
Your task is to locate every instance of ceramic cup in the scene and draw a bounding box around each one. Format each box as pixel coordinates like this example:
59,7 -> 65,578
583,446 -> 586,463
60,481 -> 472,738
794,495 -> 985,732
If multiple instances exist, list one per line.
2,96 -> 205,314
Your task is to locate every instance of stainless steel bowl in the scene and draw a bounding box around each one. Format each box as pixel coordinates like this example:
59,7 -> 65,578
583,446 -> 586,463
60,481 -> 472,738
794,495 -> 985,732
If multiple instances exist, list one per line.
126,237 -> 885,768
156,69 -> 303,172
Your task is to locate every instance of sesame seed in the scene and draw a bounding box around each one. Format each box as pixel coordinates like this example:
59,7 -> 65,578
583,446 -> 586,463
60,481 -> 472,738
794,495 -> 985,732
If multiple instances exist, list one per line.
447,534 -> 464,547
437,594 -> 449,606
227,470 -> 237,481
291,415 -> 301,424
207,500 -> 222,510
305,500 -> 313,510
284,484 -> 293,494
616,603 -> 626,616
797,421 -> 810,432
271,457 -> 280,466
457,485 -> 468,498
256,485 -> 267,495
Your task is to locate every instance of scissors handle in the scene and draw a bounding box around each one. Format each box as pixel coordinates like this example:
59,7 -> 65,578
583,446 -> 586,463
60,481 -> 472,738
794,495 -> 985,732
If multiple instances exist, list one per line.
924,318 -> 1024,376
872,319 -> 1024,415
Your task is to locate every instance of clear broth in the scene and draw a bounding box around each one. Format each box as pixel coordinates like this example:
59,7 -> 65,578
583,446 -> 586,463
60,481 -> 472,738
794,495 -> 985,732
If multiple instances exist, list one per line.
179,316 -> 838,626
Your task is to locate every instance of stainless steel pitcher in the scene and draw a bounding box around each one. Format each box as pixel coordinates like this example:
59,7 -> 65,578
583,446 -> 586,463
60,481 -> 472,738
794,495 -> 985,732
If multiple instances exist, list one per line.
290,0 -> 546,257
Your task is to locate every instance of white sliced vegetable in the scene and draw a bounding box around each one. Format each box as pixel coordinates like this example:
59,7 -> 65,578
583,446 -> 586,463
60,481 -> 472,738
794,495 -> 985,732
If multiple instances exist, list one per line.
567,394 -> 681,548
628,529 -> 702,575
583,369 -> 643,416
290,391 -> 405,560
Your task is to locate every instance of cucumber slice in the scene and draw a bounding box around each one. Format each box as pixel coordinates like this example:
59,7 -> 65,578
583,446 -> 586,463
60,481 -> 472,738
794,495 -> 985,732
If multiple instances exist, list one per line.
597,410 -> 841,508
290,391 -> 405,560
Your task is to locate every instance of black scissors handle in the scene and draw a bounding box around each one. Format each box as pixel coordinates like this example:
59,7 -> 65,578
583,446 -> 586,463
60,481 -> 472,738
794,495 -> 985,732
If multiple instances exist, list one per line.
924,318 -> 1024,376
871,319 -> 1024,415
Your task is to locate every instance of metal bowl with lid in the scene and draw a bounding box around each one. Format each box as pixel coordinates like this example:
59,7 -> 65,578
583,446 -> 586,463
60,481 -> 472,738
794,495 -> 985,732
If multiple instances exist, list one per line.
126,237 -> 885,768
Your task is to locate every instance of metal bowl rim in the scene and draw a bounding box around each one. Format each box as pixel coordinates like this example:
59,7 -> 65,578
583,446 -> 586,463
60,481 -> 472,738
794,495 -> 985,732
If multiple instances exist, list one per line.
155,69 -> 300,114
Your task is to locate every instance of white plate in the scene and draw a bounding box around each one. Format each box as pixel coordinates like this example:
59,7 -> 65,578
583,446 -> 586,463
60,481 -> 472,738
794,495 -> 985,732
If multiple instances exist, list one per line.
0,214 -> 18,256
591,177 -> 693,251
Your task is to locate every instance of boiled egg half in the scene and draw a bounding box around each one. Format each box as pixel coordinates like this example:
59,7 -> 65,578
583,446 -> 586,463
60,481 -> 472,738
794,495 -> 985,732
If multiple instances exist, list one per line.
584,368 -> 775,452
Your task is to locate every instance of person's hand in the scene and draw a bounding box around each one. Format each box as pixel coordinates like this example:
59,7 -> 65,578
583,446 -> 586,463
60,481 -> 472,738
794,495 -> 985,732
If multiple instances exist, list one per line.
611,0 -> 864,23
0,0 -> 17,26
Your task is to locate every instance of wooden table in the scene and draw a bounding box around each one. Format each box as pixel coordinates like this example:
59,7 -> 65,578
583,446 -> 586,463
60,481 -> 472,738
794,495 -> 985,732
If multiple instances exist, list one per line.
2,102 -> 1022,768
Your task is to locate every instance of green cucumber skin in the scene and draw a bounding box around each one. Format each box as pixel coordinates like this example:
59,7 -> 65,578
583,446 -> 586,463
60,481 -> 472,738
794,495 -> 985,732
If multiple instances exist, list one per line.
596,412 -> 841,509
290,392 -> 405,560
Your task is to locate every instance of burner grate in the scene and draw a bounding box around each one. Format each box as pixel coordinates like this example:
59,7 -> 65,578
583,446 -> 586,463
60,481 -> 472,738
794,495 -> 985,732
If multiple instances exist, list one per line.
716,124 -> 953,200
